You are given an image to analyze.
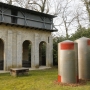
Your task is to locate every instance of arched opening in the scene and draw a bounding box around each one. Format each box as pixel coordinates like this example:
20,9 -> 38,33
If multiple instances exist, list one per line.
39,41 -> 46,66
22,40 -> 31,68
0,39 -> 4,70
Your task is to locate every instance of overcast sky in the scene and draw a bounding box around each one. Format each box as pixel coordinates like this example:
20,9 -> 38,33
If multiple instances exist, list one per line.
53,0 -> 89,36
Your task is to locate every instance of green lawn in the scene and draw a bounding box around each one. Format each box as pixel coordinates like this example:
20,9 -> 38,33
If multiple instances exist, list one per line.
0,67 -> 90,90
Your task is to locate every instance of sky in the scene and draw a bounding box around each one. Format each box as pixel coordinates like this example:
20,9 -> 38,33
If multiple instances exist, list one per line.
53,0 -> 89,37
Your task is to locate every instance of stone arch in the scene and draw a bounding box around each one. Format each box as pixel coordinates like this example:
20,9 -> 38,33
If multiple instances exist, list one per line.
0,38 -> 4,70
22,40 -> 32,68
39,41 -> 47,66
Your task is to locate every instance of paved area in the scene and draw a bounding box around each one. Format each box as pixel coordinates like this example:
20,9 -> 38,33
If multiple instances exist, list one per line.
29,66 -> 51,70
0,66 -> 51,73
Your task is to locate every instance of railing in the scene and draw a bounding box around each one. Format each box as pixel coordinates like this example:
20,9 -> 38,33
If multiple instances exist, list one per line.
0,11 -> 53,30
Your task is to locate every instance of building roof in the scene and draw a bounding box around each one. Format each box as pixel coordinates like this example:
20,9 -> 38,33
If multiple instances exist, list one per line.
0,2 -> 58,32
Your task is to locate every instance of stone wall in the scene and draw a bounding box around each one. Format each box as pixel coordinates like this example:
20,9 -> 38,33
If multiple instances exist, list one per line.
0,25 -> 53,71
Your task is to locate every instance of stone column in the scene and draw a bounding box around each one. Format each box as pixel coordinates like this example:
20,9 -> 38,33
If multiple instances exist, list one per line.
17,31 -> 22,68
46,42 -> 49,66
7,30 -> 12,70
49,35 -> 53,66
34,33 -> 39,68
12,31 -> 17,67
31,42 -> 35,68
4,37 -> 7,71
46,35 -> 53,67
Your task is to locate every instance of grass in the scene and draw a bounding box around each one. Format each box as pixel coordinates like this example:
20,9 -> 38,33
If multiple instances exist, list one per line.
0,67 -> 90,90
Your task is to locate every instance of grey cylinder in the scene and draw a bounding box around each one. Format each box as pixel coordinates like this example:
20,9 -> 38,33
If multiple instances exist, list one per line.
75,37 -> 90,80
58,40 -> 78,83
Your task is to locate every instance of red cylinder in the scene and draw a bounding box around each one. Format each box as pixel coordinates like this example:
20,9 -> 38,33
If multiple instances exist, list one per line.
58,40 -> 78,83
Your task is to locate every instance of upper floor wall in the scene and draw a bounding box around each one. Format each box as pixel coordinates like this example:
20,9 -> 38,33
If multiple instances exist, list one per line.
0,2 -> 57,32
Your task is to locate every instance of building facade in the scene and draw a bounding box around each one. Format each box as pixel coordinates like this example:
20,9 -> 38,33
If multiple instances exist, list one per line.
0,2 -> 57,71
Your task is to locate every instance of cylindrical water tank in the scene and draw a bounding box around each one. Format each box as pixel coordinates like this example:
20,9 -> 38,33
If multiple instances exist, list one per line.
58,40 -> 78,83
75,37 -> 90,80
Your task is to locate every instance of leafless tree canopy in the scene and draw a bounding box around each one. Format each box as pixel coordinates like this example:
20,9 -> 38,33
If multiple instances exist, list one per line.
2,0 -> 50,13
81,0 -> 90,26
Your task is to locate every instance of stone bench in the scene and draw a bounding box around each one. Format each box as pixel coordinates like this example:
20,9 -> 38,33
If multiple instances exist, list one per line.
10,68 -> 29,76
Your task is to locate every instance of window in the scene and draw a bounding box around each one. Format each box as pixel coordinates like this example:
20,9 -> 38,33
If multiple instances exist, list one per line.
11,10 -> 17,23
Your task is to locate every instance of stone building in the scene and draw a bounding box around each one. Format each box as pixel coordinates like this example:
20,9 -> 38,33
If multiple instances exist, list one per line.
0,2 -> 57,71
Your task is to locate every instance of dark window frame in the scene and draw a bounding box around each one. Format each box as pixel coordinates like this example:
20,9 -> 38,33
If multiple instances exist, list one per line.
11,9 -> 17,23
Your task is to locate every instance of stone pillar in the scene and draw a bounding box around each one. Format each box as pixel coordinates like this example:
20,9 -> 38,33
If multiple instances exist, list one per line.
46,42 -> 49,66
17,31 -> 22,67
12,31 -> 17,67
4,37 -> 7,71
4,38 -> 7,71
49,35 -> 53,66
46,35 -> 53,67
7,30 -> 12,70
34,33 -> 39,68
31,42 -> 35,68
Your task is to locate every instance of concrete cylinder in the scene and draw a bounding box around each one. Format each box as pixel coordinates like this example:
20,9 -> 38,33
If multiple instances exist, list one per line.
58,40 -> 78,83
75,37 -> 90,80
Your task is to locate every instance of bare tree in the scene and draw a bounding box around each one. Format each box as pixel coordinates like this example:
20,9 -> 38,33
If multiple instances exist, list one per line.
53,0 -> 77,38
2,0 -> 18,5
73,4 -> 85,29
1,0 -> 29,7
2,0 -> 50,14
81,0 -> 90,26
6,0 -> 13,4
27,0 -> 50,13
